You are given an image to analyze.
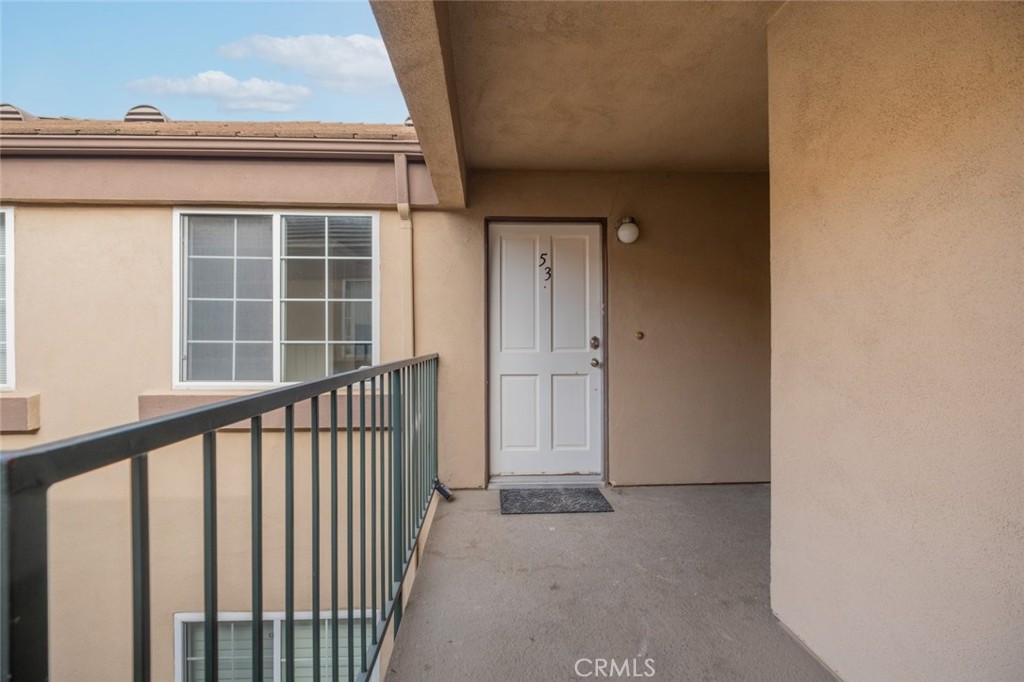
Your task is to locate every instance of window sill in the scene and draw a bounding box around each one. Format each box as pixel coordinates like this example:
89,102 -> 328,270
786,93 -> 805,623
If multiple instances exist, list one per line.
0,393 -> 41,433
138,391 -> 390,431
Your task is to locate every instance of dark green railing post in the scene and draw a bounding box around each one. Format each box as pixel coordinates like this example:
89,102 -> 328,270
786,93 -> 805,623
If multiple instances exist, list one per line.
284,405 -> 295,682
358,382 -> 367,673
131,453 -> 151,682
405,367 -> 411,556
370,376 -> 378,646
422,362 -> 428,516
417,363 -> 422,516
3,483 -> 48,681
432,358 -> 436,497
0,459 -> 7,682
202,432 -> 218,682
386,372 -> 393,601
391,369 -> 404,629
310,396 -> 320,682
406,366 -> 411,553
250,416 -> 264,682
346,387 -> 354,682
378,376 -> 387,623
414,364 -> 420,527
430,358 -> 437,502
330,391 -> 340,682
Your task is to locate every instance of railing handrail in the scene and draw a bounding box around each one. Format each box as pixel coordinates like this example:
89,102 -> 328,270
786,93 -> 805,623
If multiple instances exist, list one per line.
3,353 -> 441,682
1,353 -> 438,493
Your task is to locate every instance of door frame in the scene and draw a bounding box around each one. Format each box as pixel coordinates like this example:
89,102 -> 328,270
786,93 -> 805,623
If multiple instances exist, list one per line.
483,217 -> 610,485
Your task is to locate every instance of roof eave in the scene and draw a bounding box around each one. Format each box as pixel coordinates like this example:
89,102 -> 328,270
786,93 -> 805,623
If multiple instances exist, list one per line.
372,0 -> 468,208
0,134 -> 424,161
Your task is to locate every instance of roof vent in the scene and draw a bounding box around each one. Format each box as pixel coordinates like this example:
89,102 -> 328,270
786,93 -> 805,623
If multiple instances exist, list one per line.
403,116 -> 414,126
124,104 -> 169,123
1,103 -> 37,121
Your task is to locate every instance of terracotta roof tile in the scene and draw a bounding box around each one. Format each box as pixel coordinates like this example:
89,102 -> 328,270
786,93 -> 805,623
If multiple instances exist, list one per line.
0,119 -> 417,141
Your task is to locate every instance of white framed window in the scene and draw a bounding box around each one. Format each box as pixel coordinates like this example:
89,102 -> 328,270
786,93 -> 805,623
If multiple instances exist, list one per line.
173,209 -> 380,388
173,611 -> 380,682
0,207 -> 13,391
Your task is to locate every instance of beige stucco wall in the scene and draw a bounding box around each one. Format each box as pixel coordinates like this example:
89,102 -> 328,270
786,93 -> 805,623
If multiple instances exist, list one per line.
415,170 -> 771,488
1,206 -> 173,446
769,3 -> 1024,681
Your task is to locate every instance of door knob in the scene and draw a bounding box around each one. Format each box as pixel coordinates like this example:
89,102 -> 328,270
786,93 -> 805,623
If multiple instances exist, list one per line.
590,358 -> 601,368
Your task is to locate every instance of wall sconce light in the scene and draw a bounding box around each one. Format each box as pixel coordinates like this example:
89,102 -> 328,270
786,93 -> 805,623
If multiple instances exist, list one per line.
617,217 -> 640,244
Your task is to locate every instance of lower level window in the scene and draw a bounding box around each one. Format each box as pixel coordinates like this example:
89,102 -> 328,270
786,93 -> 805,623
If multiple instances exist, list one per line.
178,211 -> 378,385
176,612 -> 378,682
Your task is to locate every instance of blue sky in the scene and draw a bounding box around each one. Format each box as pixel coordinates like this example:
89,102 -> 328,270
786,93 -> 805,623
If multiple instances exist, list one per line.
0,1 -> 410,122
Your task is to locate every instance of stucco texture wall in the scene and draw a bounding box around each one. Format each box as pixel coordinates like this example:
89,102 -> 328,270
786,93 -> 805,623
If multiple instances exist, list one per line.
1,206 -> 173,445
414,170 -> 770,488
768,4 -> 1024,681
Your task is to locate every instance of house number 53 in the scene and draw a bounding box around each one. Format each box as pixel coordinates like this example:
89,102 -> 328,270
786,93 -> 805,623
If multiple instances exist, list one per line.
539,253 -> 552,281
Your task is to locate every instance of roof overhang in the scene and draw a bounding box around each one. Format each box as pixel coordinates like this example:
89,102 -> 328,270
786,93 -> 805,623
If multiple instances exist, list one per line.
373,1 -> 779,206
0,120 -> 437,206
371,0 -> 468,208
0,125 -> 437,207
0,133 -> 423,162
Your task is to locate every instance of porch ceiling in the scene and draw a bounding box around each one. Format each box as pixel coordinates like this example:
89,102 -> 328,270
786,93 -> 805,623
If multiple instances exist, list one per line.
373,1 -> 780,206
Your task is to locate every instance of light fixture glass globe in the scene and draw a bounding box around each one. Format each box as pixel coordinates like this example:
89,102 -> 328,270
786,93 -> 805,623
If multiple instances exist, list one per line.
617,219 -> 639,244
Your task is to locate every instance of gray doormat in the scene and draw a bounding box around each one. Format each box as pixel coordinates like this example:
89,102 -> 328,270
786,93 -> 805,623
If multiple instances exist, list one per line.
499,488 -> 613,515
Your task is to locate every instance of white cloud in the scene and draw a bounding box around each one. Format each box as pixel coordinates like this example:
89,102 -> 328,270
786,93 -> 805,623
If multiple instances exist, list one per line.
218,34 -> 397,93
128,70 -> 311,112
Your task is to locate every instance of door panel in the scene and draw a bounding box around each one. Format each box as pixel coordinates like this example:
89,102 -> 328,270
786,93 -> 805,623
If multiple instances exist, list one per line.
489,222 -> 603,476
552,374 -> 589,449
551,236 -> 589,352
499,236 -> 539,352
500,375 -> 539,449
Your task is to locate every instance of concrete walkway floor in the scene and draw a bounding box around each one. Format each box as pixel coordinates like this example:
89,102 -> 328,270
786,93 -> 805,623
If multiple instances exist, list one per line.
386,485 -> 835,682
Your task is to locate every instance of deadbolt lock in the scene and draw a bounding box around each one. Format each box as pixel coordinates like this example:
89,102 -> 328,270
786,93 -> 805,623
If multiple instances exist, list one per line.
590,336 -> 601,350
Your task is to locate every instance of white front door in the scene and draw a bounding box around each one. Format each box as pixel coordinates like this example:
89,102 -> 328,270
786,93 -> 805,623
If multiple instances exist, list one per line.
488,221 -> 604,476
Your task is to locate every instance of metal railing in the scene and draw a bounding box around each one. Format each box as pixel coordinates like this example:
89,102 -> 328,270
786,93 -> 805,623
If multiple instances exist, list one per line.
0,354 -> 440,682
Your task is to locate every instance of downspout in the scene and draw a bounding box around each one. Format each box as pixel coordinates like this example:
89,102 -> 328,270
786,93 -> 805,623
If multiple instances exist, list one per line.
394,153 -> 415,357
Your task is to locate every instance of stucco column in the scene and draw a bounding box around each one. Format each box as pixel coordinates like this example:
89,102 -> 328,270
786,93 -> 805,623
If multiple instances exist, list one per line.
768,4 -> 1024,681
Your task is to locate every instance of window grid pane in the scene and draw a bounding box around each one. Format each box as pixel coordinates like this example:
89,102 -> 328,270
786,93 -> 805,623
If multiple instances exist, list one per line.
188,216 -> 233,256
184,216 -> 272,381
330,343 -> 372,374
281,215 -> 374,381
328,216 -> 372,257
283,215 -> 326,257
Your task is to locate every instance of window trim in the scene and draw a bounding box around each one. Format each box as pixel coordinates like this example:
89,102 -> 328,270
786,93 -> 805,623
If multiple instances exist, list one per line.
172,208 -> 381,389
1,206 -> 14,392
173,610 -> 380,682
